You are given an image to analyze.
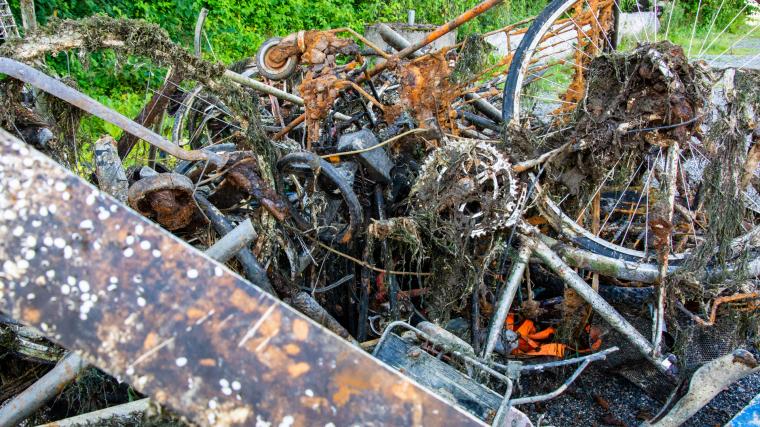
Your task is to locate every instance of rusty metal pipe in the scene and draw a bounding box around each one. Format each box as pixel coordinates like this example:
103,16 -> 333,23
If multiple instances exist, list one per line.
0,58 -> 224,166
369,0 -> 504,77
0,352 -> 86,427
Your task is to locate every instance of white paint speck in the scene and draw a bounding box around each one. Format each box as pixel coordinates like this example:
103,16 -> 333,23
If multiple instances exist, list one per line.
53,238 -> 66,248
137,297 -> 146,307
152,249 -> 161,258
278,415 -> 295,427
175,357 -> 188,367
12,226 -> 24,237
232,380 -> 241,391
78,281 -> 90,293
187,269 -> 198,279
123,248 -> 134,258
61,284 -> 70,295
140,241 -> 151,250
304,389 -> 313,397
79,220 -> 93,230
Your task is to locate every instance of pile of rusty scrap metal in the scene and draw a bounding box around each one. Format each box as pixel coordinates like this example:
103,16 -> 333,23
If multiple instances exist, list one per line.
0,0 -> 759,425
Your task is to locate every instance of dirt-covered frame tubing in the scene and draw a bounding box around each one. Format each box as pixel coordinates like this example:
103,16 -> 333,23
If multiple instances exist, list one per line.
521,230 -> 678,375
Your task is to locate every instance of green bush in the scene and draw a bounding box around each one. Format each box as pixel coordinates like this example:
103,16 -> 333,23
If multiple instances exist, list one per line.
677,0 -> 755,32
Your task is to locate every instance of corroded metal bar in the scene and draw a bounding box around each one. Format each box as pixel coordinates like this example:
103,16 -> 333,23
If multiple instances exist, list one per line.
0,128 -> 483,427
0,58 -> 224,166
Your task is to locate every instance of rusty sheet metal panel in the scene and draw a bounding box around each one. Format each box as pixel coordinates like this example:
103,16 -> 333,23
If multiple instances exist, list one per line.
0,128 -> 484,427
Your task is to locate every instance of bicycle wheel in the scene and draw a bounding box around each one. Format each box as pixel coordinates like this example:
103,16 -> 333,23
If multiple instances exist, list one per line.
502,0 -> 616,127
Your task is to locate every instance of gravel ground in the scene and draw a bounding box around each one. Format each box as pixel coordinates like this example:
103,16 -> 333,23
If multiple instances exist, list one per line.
517,361 -> 760,426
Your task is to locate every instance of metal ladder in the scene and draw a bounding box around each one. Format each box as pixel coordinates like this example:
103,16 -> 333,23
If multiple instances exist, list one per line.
0,0 -> 19,41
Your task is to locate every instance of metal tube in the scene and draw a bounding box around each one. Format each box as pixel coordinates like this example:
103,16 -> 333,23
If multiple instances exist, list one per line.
0,58 -> 224,166
537,233 -> 662,283
464,92 -> 504,123
204,218 -> 257,264
194,8 -> 209,58
195,194 -> 277,295
509,360 -> 592,405
652,142 -> 679,355
516,347 -> 618,373
223,69 -> 304,105
528,234 -> 672,372
0,352 -> 86,427
376,23 -> 422,58
492,378 -> 514,427
482,242 -> 532,359
395,0 -> 502,60
458,110 -> 501,131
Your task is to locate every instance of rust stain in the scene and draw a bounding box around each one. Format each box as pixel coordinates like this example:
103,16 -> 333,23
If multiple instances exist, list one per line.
186,307 -> 205,320
292,319 -> 309,341
143,331 -> 159,350
288,362 -> 311,378
23,307 -> 41,323
332,366 -> 373,407
230,288 -> 259,314
284,344 -> 301,355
